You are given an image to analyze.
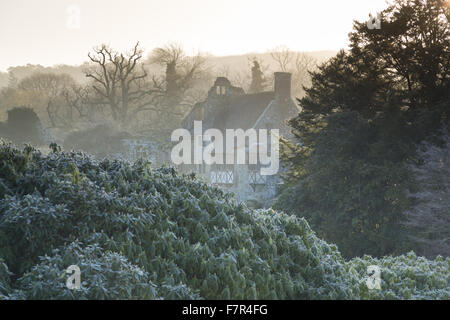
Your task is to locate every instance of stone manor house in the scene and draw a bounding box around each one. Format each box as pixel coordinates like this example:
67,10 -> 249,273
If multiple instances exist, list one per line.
179,72 -> 299,206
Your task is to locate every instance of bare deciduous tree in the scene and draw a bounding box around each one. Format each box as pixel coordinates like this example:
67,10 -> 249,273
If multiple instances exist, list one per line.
270,45 -> 294,72
149,43 -> 209,106
214,59 -> 267,92
136,43 -> 211,138
16,72 -> 77,127
60,84 -> 95,125
269,46 -> 318,97
85,42 -> 157,127
292,53 -> 317,97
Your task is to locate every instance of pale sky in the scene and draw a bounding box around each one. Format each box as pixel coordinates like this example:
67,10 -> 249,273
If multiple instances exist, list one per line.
0,0 -> 388,71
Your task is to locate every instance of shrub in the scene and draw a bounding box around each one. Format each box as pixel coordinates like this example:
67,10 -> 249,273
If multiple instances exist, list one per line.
0,107 -> 45,145
63,124 -> 131,158
18,241 -> 158,300
0,141 -> 448,299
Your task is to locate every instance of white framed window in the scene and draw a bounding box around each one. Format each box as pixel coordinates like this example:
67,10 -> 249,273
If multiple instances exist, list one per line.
216,85 -> 226,95
210,164 -> 234,185
249,165 -> 267,192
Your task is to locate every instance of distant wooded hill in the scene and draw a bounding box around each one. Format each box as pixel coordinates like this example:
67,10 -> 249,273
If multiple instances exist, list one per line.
0,50 -> 337,89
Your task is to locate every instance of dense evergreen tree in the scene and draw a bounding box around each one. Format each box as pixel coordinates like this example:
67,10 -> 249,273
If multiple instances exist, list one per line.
249,59 -> 266,93
276,0 -> 449,258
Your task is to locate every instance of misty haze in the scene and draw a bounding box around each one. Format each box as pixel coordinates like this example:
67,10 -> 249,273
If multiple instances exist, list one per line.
0,0 -> 448,304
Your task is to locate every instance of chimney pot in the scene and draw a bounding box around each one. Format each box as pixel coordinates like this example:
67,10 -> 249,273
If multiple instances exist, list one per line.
274,72 -> 291,101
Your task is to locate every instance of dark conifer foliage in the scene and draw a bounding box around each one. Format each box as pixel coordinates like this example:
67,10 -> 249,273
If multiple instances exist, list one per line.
276,0 -> 449,258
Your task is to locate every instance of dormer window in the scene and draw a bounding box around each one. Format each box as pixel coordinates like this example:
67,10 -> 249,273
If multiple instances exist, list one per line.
216,85 -> 226,95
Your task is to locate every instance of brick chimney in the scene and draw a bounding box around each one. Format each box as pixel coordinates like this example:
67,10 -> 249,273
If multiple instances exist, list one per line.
274,72 -> 291,101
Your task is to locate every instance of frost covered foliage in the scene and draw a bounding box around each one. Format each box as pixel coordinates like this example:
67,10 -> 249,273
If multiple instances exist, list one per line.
0,141 -> 448,300
403,130 -> 450,258
0,258 -> 12,299
18,242 -> 159,300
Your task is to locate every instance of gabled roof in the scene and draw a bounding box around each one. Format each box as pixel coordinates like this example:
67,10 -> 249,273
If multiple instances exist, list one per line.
211,91 -> 275,130
182,73 -> 299,134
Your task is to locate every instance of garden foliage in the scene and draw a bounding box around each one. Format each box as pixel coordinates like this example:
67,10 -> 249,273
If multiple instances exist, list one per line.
0,142 -> 448,299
